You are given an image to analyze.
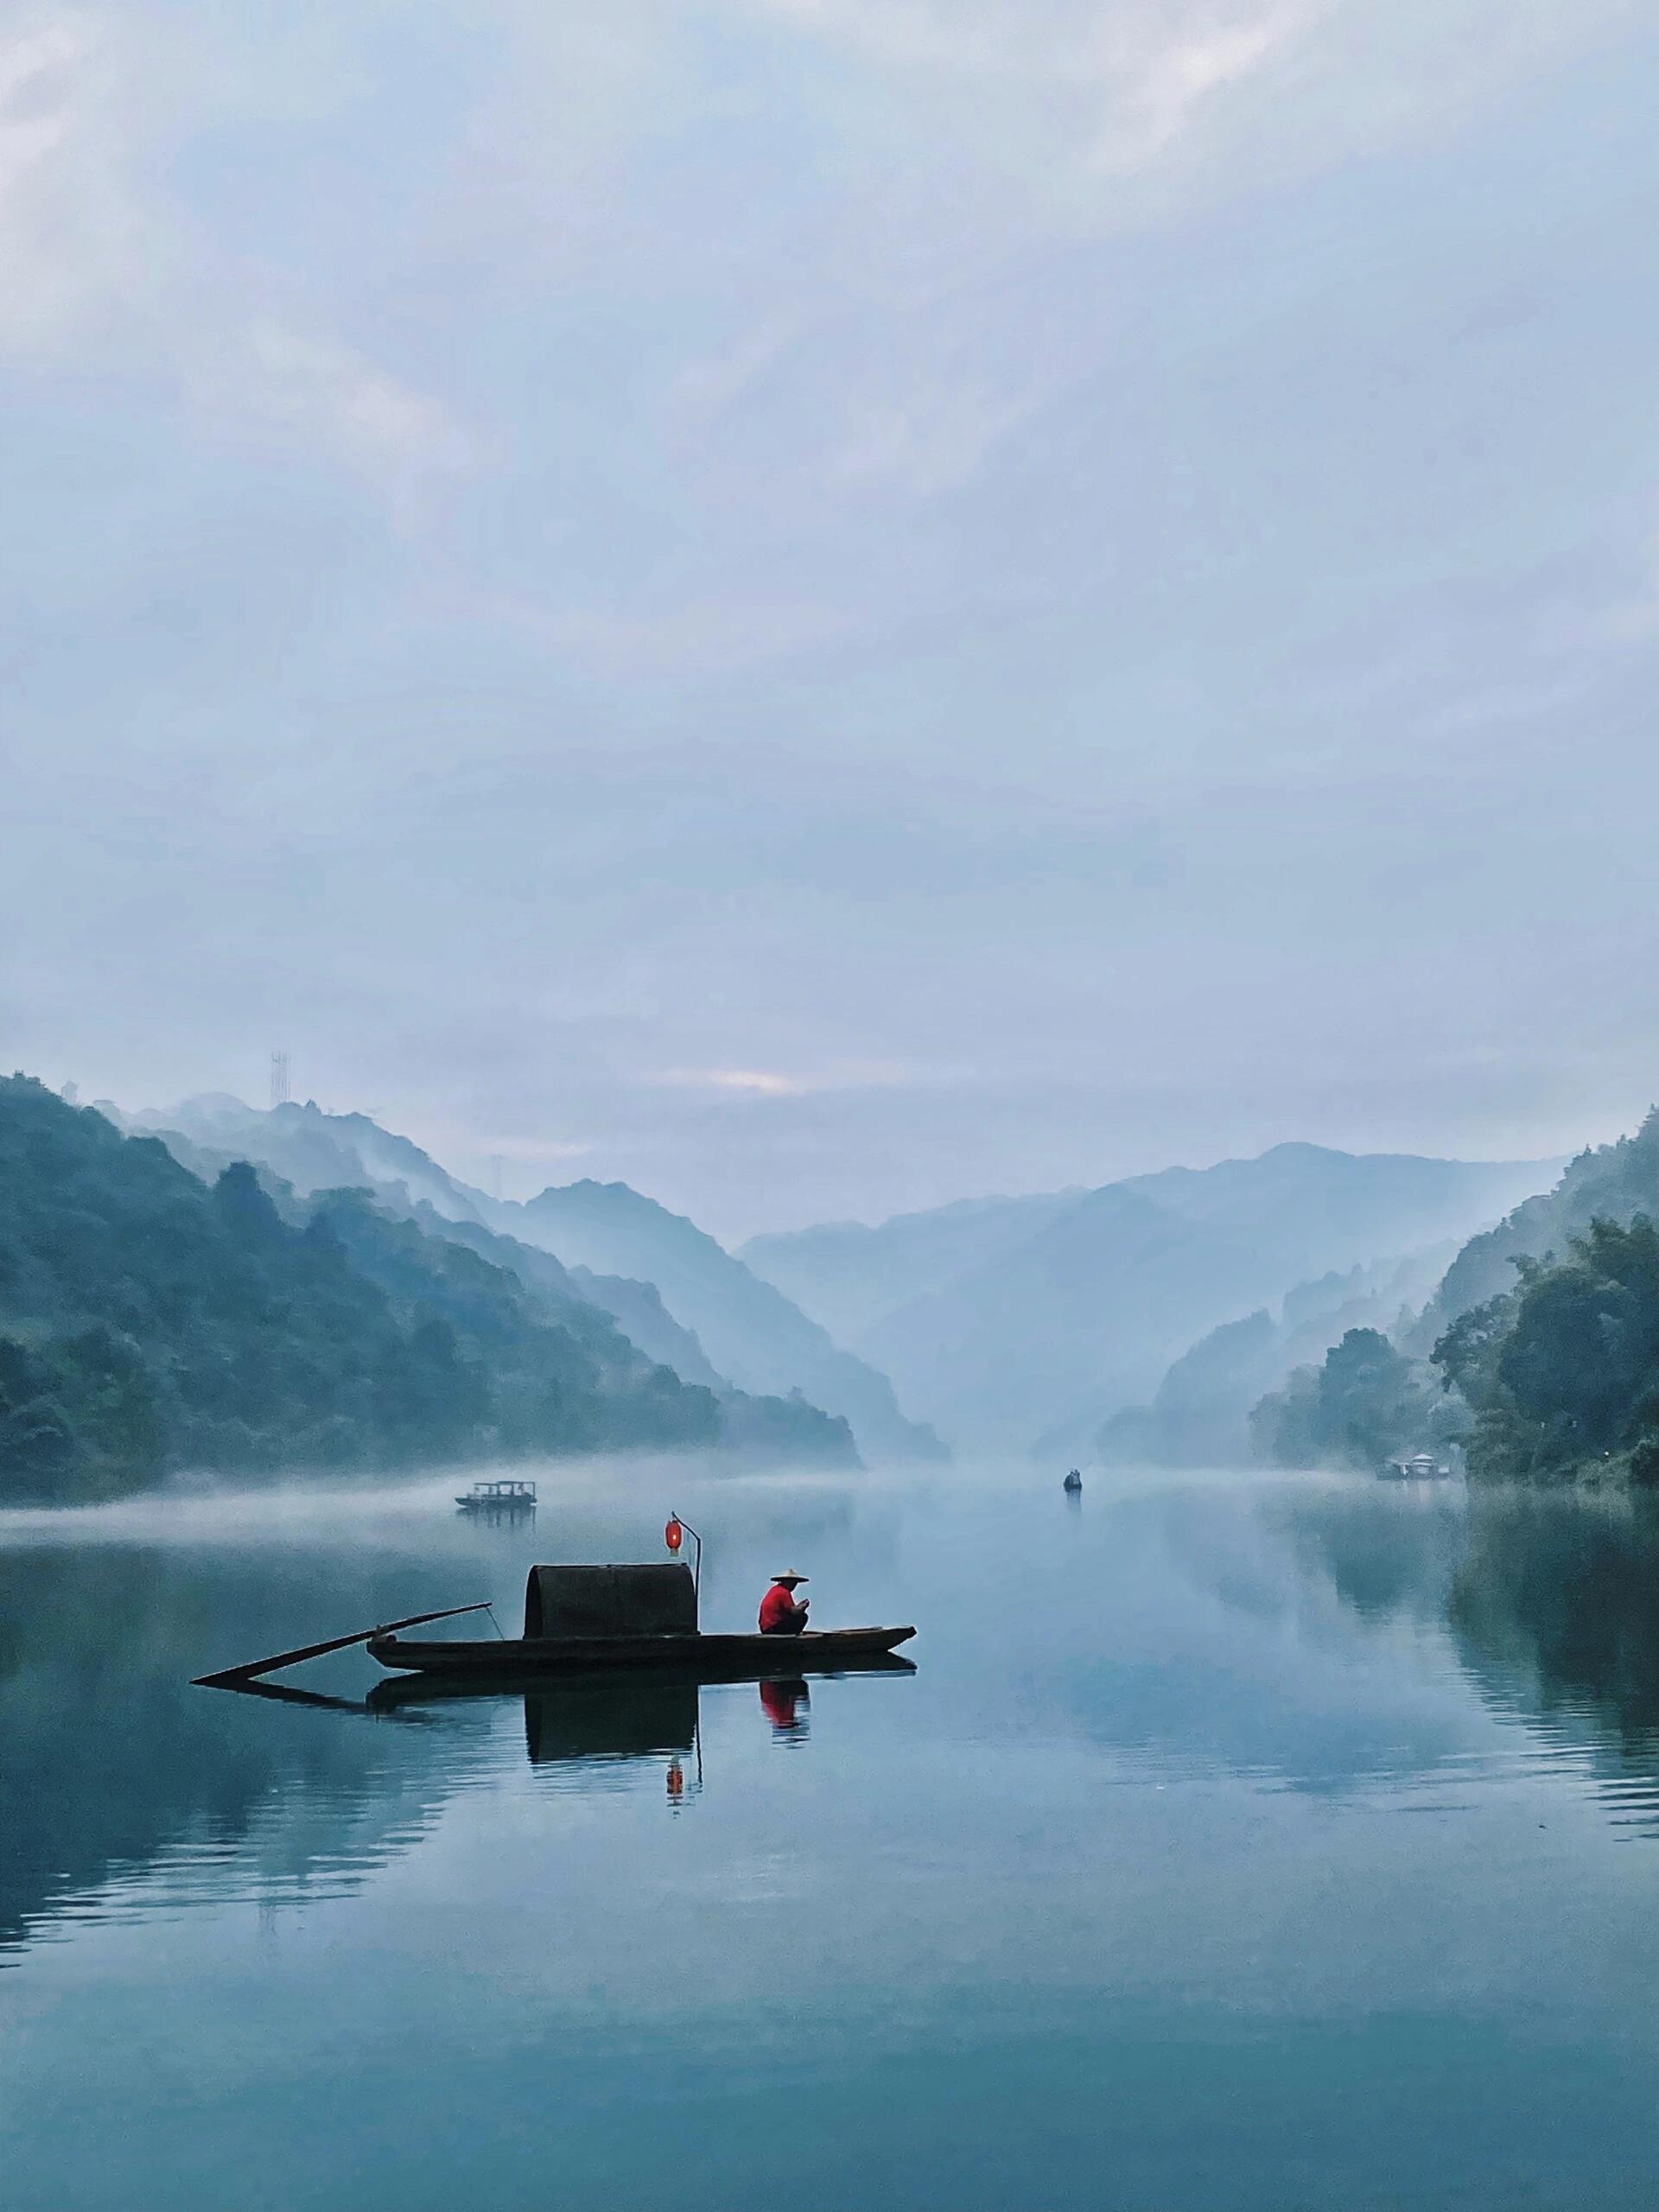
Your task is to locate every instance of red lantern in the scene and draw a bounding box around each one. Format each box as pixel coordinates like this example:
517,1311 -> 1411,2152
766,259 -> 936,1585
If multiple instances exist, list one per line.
664,1516 -> 683,1554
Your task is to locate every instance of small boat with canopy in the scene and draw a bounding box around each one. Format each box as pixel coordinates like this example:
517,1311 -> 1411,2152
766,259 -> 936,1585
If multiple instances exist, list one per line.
455,1478 -> 537,1514
369,1563 -> 913,1679
194,1543 -> 914,1692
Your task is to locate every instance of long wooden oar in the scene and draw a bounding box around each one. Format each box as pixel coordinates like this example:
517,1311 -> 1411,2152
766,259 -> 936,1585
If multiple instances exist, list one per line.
193,1601 -> 491,1688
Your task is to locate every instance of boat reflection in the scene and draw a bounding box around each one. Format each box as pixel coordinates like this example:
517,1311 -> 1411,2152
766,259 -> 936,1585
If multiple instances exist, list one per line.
522,1676 -> 697,1767
367,1655 -> 912,1785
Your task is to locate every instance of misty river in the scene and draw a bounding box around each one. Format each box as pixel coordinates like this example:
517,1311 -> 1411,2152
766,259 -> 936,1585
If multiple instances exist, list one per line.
7,1460 -> 1659,2209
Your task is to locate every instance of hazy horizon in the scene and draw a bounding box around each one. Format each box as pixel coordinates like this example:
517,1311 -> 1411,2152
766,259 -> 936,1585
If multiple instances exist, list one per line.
106,1078 -> 1573,1247
9,3 -> 1659,1238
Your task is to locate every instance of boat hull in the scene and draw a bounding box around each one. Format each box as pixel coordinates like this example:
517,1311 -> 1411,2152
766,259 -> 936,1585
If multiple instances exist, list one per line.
367,1624 -> 916,1679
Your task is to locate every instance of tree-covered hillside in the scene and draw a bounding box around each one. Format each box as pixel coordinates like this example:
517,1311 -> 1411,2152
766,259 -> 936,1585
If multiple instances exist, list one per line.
133,1095 -> 909,1465
1414,1111 -> 1659,1344
1248,1327 -> 1463,1472
1433,1218 -> 1659,1484
0,1077 -> 853,1503
1250,1203 -> 1659,1490
1099,1245 -> 1455,1468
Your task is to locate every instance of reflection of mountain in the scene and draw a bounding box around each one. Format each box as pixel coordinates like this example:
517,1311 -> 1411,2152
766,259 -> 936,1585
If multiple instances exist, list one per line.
1449,1499 -> 1659,1764
0,1546 -> 492,1961
1289,1484 -> 1659,1834
1020,1479 -> 1479,1797
1275,1483 -> 1466,1628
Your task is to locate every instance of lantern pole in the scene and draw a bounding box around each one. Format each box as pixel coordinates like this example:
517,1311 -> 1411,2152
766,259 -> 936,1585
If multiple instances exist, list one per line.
669,1510 -> 702,1602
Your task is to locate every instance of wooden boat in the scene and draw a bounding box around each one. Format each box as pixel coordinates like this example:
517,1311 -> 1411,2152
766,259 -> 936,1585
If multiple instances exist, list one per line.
195,1560 -> 915,1695
369,1623 -> 915,1680
366,1558 -> 912,1681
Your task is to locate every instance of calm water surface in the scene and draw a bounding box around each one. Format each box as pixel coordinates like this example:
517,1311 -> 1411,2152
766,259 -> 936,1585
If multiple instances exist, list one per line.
6,1460 -> 1659,2209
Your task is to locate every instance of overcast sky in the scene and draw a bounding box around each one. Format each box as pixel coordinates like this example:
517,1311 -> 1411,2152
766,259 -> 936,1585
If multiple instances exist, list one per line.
5,1 -> 1659,1241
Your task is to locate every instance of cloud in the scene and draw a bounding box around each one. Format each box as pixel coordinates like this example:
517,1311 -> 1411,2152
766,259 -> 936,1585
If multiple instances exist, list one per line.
200,319 -> 485,489
0,10 -> 151,347
0,9 -> 482,499
657,1068 -> 811,1096
696,0 -> 1645,251
655,1064 -> 918,1096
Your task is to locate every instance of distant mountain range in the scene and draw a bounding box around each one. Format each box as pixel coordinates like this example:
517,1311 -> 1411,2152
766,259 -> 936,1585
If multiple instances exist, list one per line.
1,1076 -> 856,1504
743,1144 -> 1560,1452
126,1092 -> 944,1465
515,1180 -> 945,1462
52,1084 -> 1573,1479
1096,1243 -> 1459,1469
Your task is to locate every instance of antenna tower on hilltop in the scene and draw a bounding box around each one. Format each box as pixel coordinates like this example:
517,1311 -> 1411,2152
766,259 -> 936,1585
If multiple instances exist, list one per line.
270,1051 -> 290,1109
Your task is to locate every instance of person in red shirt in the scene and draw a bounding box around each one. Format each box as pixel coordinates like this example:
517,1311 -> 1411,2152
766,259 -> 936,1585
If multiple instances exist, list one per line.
758,1571 -> 810,1636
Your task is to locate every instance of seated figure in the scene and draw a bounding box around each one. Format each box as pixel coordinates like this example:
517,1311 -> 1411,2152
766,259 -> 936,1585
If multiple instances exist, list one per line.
758,1571 -> 810,1636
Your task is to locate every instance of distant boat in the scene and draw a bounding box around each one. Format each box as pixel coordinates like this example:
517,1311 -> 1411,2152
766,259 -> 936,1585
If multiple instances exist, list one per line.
1382,1453 -> 1451,1481
1063,1468 -> 1083,1492
455,1478 -> 537,1514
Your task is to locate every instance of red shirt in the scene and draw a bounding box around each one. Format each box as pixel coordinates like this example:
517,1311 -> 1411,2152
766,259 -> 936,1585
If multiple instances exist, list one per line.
759,1582 -> 804,1631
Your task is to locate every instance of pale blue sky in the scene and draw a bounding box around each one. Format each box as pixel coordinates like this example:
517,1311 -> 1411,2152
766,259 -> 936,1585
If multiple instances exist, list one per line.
5,0 -> 1659,1237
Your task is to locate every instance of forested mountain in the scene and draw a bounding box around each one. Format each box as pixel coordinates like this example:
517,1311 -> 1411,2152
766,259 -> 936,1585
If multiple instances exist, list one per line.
1249,1113 -> 1659,1485
135,1096 -> 935,1464
1433,1219 -> 1659,1484
1099,1245 -> 1455,1468
129,1093 -> 488,1224
1411,1110 -> 1659,1346
514,1180 -> 947,1460
808,1144 -> 1554,1451
1253,1213 -> 1659,1485
1249,1327 -> 1461,1472
0,1077 -> 853,1503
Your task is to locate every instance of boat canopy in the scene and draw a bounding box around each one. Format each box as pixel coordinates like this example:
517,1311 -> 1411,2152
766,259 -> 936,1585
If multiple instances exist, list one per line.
523,1563 -> 698,1641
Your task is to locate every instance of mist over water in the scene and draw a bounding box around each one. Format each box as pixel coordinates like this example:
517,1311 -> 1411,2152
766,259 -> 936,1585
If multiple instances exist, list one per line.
10,1459 -> 1659,2210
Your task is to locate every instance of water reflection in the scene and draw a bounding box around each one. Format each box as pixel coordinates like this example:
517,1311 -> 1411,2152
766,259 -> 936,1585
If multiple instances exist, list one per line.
0,1542 -> 488,1962
1449,1493 -> 1659,1833
1286,1478 -> 1659,1837
759,1677 -> 810,1737
370,1671 -> 700,1767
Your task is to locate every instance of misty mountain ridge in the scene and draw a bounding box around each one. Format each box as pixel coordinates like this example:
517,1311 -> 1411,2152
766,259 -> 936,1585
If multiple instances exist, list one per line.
0,1076 -> 860,1503
1408,1108 -> 1659,1349
1099,1243 -> 1459,1469
749,1142 -> 1561,1452
741,1188 -> 1084,1346
512,1179 -> 947,1462
129,1094 -> 943,1464
128,1094 -> 490,1226
107,1094 -> 1565,1468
